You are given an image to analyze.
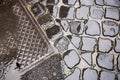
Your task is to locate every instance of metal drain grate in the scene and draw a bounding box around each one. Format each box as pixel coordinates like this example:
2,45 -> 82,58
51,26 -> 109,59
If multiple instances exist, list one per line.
0,1 -> 53,71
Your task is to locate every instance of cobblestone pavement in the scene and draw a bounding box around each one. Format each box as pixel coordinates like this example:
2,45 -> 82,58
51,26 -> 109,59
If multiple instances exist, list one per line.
0,0 -> 120,80
24,0 -> 120,80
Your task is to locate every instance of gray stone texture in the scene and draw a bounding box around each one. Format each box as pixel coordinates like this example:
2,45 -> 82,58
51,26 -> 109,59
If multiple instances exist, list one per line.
81,37 -> 96,52
85,20 -> 100,36
102,21 -> 119,37
76,6 -> 89,19
105,7 -> 119,20
98,38 -> 112,53
90,6 -> 104,19
83,68 -> 98,80
100,71 -> 115,80
21,54 -> 64,80
97,54 -> 114,69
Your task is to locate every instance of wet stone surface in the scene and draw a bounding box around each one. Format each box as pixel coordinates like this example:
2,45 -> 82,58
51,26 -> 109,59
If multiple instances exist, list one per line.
90,6 -> 104,19
98,38 -> 112,53
65,68 -> 80,80
54,36 -> 69,52
100,71 -> 115,80
21,54 -> 64,80
76,6 -> 89,19
85,20 -> 100,36
81,37 -> 96,52
102,21 -> 119,37
70,21 -> 84,35
97,54 -> 114,70
105,7 -> 119,20
83,68 -> 98,80
63,49 -> 80,68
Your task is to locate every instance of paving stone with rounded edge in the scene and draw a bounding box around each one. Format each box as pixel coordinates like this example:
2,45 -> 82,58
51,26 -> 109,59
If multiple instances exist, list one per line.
46,25 -> 62,40
105,7 -> 119,20
102,21 -> 119,37
46,5 -> 58,17
65,68 -> 80,80
97,54 -> 114,70
54,37 -> 69,52
80,0 -> 94,5
115,38 -> 120,53
118,56 -> 120,70
81,37 -> 97,52
63,49 -> 80,68
70,21 -> 84,35
83,68 -> 98,80
59,6 -> 74,19
98,38 -> 112,53
81,53 -> 92,65
62,0 -> 77,5
85,20 -> 100,36
100,71 -> 115,80
67,35 -> 81,48
76,6 -> 89,19
95,0 -> 104,5
104,0 -> 120,7
90,6 -> 104,19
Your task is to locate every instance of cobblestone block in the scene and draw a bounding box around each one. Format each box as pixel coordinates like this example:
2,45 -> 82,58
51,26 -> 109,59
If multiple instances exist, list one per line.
95,0 -> 104,5
90,6 -> 104,19
118,56 -> 120,70
70,21 -> 84,35
105,7 -> 119,20
63,49 -> 80,68
80,0 -> 94,5
97,54 -> 114,70
67,35 -> 81,48
46,5 -> 58,17
85,20 -> 100,36
81,53 -> 92,65
46,25 -> 62,40
83,68 -> 98,80
98,38 -> 112,53
63,0 -> 77,5
46,0 -> 59,4
115,38 -> 120,53
65,68 -> 80,80
54,37 -> 69,52
81,37 -> 97,52
59,6 -> 74,19
104,0 -> 120,7
76,6 -> 89,19
100,71 -> 115,80
102,21 -> 119,37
